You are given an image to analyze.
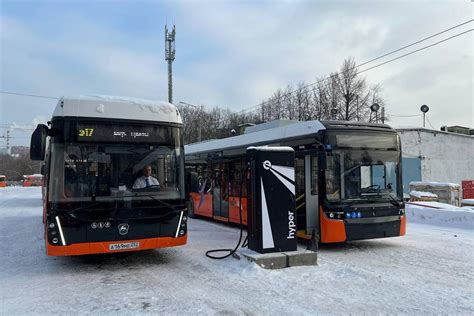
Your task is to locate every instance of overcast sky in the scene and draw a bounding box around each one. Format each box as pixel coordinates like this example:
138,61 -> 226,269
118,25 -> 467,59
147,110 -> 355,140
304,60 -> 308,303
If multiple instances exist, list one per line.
0,0 -> 472,147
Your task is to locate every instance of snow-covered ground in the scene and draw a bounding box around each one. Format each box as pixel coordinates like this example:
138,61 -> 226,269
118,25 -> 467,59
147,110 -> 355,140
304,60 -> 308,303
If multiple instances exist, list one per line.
406,201 -> 474,230
1,187 -> 473,314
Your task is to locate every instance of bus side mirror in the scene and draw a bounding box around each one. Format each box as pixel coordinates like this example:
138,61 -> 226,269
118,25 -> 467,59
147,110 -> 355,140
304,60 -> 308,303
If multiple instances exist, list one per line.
318,152 -> 326,170
30,124 -> 48,161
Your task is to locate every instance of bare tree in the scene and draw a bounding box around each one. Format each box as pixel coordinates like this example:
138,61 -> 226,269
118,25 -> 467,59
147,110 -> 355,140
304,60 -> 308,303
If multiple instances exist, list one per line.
178,57 -> 387,144
337,58 -> 366,121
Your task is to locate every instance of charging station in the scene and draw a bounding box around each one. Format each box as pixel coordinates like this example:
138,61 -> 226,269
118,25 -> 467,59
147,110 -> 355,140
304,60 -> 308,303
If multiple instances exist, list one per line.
246,146 -> 297,254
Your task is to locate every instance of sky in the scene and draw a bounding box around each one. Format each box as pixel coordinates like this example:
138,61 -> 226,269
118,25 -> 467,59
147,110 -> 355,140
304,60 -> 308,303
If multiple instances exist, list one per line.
0,0 -> 472,147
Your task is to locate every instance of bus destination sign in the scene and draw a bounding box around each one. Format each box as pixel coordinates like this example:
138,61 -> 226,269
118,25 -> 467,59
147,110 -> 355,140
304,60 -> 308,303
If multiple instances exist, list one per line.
76,123 -> 167,143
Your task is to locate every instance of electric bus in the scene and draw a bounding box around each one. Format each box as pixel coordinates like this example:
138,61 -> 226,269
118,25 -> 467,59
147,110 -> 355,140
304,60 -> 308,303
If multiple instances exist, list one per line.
22,174 -> 43,187
185,120 -> 405,243
31,95 -> 187,256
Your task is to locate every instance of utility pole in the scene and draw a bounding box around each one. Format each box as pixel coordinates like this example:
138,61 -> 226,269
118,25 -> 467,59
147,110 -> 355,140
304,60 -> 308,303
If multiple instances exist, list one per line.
165,25 -> 176,104
6,130 -> 10,155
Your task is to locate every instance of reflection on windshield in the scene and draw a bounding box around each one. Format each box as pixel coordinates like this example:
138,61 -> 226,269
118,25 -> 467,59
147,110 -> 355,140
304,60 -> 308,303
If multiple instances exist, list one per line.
49,143 -> 183,202
326,149 -> 400,203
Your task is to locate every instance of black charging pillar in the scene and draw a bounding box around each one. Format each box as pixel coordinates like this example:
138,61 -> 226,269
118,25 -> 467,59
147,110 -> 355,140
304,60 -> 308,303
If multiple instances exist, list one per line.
246,146 -> 296,253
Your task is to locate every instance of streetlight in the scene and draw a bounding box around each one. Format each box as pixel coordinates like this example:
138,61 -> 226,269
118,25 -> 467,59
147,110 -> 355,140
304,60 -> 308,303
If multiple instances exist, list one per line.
179,101 -> 203,142
370,103 -> 380,123
420,104 -> 429,128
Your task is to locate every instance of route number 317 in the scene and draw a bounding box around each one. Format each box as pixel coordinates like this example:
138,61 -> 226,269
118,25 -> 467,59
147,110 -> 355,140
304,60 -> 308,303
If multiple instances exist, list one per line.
78,128 -> 94,137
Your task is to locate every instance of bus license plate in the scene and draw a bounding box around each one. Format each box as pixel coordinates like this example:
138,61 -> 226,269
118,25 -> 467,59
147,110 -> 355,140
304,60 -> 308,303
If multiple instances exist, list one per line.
109,242 -> 140,251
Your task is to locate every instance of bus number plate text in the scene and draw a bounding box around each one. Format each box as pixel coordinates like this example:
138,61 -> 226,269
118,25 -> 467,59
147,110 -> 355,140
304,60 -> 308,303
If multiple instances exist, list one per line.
109,242 -> 140,251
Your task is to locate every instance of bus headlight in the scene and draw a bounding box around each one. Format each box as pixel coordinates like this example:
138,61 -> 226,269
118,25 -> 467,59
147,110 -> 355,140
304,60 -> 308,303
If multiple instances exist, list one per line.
52,238 -> 59,244
329,213 -> 334,219
49,222 -> 55,229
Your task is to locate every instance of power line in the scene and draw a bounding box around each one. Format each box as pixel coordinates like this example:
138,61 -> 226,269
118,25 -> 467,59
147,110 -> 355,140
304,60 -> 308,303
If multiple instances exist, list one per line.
357,29 -> 472,75
237,21 -> 473,115
248,26 -> 471,119
0,91 -> 59,100
388,113 -> 422,118
351,19 -> 473,71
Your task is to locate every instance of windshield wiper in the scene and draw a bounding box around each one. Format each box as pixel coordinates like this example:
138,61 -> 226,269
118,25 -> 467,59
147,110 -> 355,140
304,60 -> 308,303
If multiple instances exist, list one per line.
387,194 -> 404,208
142,194 -> 182,211
59,201 -> 110,215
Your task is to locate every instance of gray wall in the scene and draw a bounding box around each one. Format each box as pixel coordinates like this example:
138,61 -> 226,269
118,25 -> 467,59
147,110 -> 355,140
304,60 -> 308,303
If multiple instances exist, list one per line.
398,129 -> 474,189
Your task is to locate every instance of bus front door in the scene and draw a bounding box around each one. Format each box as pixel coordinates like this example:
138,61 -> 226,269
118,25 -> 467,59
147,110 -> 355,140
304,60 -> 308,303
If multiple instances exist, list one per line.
296,155 -> 320,239
305,155 -> 319,238
295,157 -> 306,231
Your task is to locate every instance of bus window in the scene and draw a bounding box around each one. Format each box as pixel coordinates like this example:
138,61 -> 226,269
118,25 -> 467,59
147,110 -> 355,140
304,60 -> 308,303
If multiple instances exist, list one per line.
326,149 -> 400,202
230,160 -> 247,197
50,143 -> 183,202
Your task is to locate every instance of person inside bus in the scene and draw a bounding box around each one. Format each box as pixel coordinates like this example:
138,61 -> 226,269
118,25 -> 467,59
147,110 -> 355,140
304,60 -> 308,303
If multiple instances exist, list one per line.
326,176 -> 340,200
133,165 -> 160,189
63,167 -> 77,198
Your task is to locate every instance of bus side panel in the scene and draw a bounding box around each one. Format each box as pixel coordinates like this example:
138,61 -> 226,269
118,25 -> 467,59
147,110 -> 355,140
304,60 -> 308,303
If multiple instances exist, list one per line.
228,196 -> 248,225
190,192 -> 213,218
399,215 -> 406,236
319,207 -> 346,243
46,235 -> 187,256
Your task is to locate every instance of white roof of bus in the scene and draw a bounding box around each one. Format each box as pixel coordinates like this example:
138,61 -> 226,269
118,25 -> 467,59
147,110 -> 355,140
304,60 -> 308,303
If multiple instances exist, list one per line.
185,120 -> 325,156
52,95 -> 182,124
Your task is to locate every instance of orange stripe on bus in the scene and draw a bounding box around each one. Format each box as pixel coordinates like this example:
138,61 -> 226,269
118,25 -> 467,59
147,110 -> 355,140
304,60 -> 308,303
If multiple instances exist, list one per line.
190,192 -> 213,218
228,196 -> 248,225
319,207 -> 346,243
399,215 -> 406,236
46,235 -> 187,256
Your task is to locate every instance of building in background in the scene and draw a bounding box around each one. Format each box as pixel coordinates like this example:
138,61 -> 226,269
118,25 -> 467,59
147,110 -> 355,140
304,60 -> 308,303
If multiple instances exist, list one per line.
398,127 -> 474,194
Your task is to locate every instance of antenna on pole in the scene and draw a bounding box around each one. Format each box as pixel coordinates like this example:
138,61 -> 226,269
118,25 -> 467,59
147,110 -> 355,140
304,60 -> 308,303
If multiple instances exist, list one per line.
165,24 -> 176,103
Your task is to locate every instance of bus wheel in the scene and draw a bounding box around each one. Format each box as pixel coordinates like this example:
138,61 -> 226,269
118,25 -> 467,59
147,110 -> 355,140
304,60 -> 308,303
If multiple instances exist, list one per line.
188,200 -> 196,218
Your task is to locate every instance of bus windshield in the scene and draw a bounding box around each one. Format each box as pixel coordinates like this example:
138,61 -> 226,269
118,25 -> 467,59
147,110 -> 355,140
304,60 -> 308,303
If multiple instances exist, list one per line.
325,148 -> 401,203
49,143 -> 184,202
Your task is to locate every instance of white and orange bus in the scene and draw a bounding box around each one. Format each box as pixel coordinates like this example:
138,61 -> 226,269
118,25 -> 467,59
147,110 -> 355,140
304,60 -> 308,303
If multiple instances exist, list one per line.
185,120 -> 405,243
30,96 -> 187,256
22,174 -> 43,187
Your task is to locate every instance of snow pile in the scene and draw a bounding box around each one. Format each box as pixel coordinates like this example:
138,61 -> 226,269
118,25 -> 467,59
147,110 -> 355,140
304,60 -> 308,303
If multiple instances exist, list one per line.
409,191 -> 437,198
409,181 -> 462,206
462,199 -> 474,206
410,181 -> 460,188
406,201 -> 474,230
